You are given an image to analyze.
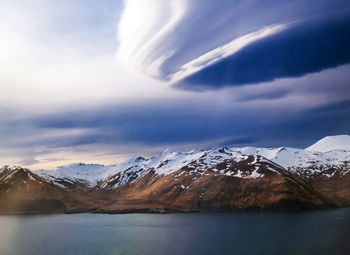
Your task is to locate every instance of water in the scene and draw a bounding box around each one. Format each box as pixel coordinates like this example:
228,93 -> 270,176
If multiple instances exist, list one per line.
0,209 -> 350,255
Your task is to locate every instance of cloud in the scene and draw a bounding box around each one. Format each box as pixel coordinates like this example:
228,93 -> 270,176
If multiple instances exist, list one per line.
0,63 -> 346,169
1,0 -> 349,170
169,23 -> 288,83
117,0 -> 350,87
180,13 -> 350,89
19,158 -> 40,166
28,96 -> 350,159
0,0 -> 185,114
118,0 -> 188,78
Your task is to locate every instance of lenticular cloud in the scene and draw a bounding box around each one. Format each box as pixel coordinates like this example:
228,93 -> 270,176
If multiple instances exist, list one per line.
117,0 -> 188,79
117,0 -> 350,85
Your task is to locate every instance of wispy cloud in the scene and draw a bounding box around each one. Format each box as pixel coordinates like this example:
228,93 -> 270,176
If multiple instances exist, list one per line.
117,0 -> 188,78
169,23 -> 288,82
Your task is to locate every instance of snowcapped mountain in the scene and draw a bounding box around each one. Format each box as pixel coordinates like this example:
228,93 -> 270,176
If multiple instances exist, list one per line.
0,135 -> 349,214
33,135 -> 350,187
230,146 -> 350,178
306,135 -> 350,152
34,148 -> 248,188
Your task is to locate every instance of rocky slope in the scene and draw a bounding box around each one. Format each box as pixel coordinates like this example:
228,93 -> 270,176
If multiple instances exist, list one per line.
0,135 -> 349,214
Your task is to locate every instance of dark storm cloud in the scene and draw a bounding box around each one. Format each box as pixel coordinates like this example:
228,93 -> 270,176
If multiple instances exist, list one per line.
34,102 -> 258,146
294,100 -> 350,136
178,12 -> 350,89
31,97 -> 350,150
262,100 -> 350,148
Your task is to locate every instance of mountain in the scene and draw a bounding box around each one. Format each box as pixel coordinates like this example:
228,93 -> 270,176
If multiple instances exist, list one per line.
0,135 -> 349,214
0,166 -> 87,213
306,135 -> 350,152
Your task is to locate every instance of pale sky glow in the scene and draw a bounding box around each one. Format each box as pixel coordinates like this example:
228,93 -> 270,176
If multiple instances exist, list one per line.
0,0 -> 349,170
0,0 -> 190,112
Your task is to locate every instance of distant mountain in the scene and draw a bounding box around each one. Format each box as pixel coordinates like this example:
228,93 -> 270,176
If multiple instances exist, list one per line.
306,135 -> 350,152
1,135 -> 349,214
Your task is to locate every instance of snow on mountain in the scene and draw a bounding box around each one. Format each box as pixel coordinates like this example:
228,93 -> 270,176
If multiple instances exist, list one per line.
35,159 -> 146,187
228,145 -> 350,178
0,165 -> 45,192
3,135 -> 350,214
100,147 -> 253,189
34,135 -> 350,187
145,147 -> 246,175
231,146 -> 349,168
36,163 -> 107,186
0,165 -> 17,175
306,135 -> 350,152
34,148 -> 248,187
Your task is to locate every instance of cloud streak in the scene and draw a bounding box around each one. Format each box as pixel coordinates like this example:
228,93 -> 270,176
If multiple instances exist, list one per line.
117,0 -> 350,88
181,13 -> 350,89
169,23 -> 288,82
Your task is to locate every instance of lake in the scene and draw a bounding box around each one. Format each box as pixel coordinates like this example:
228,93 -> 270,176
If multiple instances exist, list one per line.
0,209 -> 350,255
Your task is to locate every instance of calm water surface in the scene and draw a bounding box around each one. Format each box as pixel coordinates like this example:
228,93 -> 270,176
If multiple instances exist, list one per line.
0,208 -> 350,255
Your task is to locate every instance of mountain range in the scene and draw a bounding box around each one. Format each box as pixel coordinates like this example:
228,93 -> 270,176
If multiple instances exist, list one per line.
1,135 -> 350,214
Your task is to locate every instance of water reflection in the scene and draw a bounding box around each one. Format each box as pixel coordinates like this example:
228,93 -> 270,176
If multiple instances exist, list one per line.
0,209 -> 349,255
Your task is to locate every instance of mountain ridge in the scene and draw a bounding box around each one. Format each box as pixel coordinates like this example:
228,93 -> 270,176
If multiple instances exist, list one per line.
33,135 -> 350,185
1,135 -> 349,214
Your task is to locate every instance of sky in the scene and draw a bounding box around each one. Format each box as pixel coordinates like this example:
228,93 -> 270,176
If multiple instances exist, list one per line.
0,0 -> 349,169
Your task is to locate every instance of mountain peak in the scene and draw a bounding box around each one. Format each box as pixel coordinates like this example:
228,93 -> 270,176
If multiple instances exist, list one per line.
0,165 -> 26,174
306,135 -> 350,152
126,156 -> 145,163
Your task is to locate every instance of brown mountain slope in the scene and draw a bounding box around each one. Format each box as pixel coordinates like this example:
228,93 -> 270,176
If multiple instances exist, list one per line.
302,172 -> 350,207
0,156 -> 340,214
0,166 -> 101,214
94,156 -> 334,213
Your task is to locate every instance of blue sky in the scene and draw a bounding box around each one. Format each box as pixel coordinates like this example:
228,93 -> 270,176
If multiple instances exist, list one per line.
0,0 -> 349,169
